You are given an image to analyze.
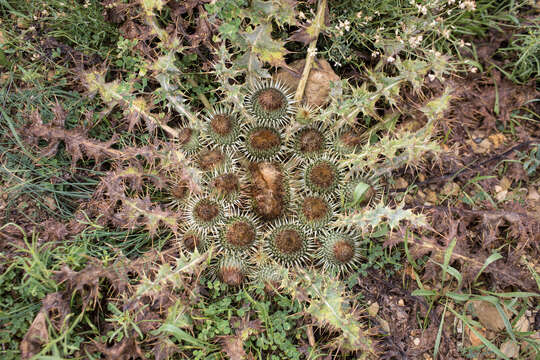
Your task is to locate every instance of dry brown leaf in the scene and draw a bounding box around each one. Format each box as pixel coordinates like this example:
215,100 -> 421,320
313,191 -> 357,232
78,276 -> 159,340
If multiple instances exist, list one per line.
274,58 -> 340,107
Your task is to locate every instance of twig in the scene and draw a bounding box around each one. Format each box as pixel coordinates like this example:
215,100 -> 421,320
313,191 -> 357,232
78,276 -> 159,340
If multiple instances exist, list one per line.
390,140 -> 537,193
294,0 -> 327,104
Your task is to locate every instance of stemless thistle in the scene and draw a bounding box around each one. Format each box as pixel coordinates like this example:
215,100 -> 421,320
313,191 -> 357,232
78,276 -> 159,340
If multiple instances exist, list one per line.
177,127 -> 201,154
242,125 -> 284,161
215,255 -> 249,287
180,227 -> 209,253
264,221 -> 312,267
205,163 -> 248,207
303,157 -> 342,196
330,126 -> 365,159
340,174 -> 383,209
245,80 -> 294,126
296,194 -> 336,234
184,195 -> 226,234
202,106 -> 242,150
317,229 -> 362,274
250,263 -> 285,294
217,212 -> 261,255
288,124 -> 328,163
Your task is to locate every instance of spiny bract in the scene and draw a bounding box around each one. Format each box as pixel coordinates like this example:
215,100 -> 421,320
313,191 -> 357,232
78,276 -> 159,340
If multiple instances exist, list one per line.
176,79 -> 381,285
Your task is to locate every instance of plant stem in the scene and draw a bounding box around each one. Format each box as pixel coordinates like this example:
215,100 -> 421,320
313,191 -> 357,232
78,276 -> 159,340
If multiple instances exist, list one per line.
294,0 -> 327,104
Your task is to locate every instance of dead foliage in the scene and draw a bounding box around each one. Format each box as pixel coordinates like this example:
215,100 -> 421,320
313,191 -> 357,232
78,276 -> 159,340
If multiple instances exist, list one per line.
20,292 -> 70,359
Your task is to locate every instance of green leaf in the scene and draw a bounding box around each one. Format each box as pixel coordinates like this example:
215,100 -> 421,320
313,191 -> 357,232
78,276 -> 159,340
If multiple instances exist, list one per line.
412,289 -> 437,297
242,24 -> 287,68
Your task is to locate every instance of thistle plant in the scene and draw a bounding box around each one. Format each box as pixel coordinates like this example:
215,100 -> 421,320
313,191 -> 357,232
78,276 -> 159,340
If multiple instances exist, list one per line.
74,0 -> 444,287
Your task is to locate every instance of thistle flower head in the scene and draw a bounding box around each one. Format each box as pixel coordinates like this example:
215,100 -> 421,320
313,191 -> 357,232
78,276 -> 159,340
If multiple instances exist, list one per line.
264,221 -> 313,267
245,79 -> 294,126
296,194 -> 336,234
303,156 -> 342,196
215,255 -> 249,287
184,195 -> 227,234
177,127 -> 201,154
202,106 -> 242,150
317,229 -> 362,274
288,123 -> 328,163
180,227 -> 209,253
242,125 -> 284,161
217,211 -> 261,255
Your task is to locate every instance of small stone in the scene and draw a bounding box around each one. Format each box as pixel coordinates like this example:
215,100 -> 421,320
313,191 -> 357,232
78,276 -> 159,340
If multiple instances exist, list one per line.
469,300 -> 506,331
442,182 -> 460,196
515,316 -> 529,332
367,302 -> 379,317
466,325 -> 486,347
425,190 -> 438,204
379,319 -> 390,333
413,338 -> 421,346
500,340 -> 520,358
398,299 -> 405,306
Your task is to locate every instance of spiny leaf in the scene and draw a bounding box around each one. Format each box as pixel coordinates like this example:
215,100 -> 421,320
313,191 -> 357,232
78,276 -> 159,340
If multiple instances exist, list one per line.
283,269 -> 374,353
242,24 -> 287,68
335,202 -> 428,234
